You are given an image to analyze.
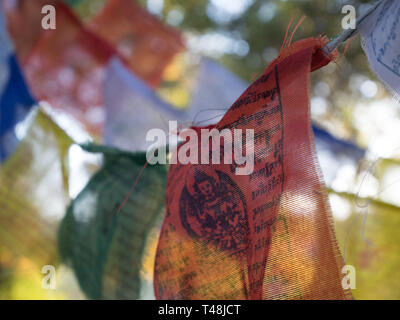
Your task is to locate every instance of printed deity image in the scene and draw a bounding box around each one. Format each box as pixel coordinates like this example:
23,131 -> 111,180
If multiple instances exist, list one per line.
154,37 -> 353,300
179,166 -> 249,252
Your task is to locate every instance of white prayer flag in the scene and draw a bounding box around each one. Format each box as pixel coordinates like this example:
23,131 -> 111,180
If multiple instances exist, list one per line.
189,58 -> 249,125
359,0 -> 400,99
104,58 -> 185,152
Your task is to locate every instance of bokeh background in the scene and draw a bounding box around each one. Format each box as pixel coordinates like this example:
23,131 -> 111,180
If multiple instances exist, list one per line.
0,0 -> 399,300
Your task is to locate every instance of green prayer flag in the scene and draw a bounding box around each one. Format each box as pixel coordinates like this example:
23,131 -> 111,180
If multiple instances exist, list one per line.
58,144 -> 167,299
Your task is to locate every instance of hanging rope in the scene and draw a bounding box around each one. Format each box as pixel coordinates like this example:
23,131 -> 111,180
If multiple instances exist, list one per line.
323,0 -> 383,55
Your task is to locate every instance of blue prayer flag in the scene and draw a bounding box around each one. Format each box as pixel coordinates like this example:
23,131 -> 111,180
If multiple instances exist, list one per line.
0,5 -> 36,161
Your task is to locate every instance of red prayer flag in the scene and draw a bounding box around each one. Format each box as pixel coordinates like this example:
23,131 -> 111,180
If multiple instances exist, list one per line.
89,0 -> 184,87
22,1 -> 119,136
154,37 -> 353,300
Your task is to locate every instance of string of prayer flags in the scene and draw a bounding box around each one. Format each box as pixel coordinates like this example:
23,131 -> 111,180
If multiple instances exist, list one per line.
0,4 -> 36,161
22,1 -> 119,136
59,144 -> 167,299
359,0 -> 400,99
104,58 -> 185,152
0,109 -> 73,266
89,0 -> 185,87
154,37 -> 353,300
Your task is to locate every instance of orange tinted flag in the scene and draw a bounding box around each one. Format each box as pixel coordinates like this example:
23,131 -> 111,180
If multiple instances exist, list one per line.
22,2 -> 118,136
89,0 -> 184,87
154,37 -> 353,300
